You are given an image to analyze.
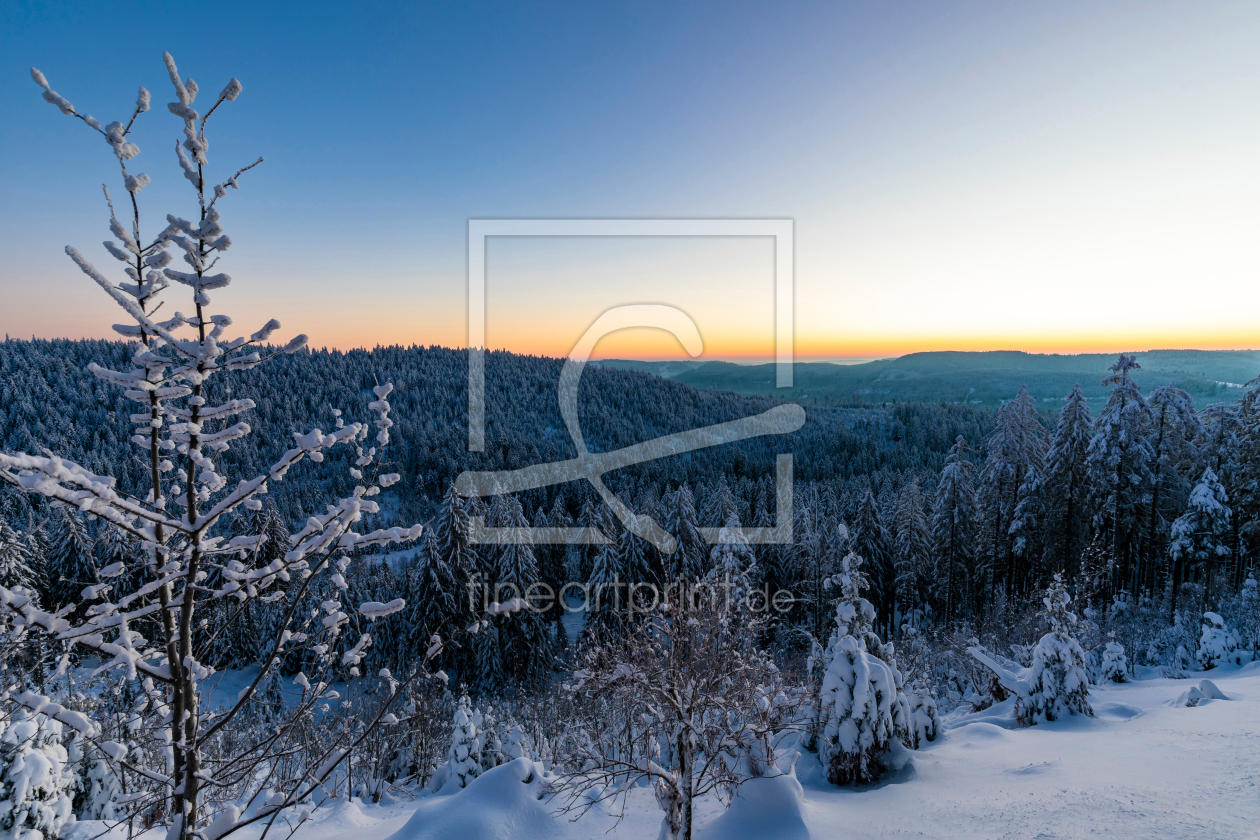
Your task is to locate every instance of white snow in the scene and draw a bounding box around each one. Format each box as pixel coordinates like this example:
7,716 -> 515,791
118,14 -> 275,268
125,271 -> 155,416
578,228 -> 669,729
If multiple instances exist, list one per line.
67,661 -> 1251,840
32,636 -> 1250,840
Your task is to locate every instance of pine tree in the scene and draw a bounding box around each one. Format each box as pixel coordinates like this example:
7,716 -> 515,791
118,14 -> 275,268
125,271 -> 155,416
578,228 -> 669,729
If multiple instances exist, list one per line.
437,694 -> 481,789
1086,355 -> 1154,601
42,506 -> 95,616
816,552 -> 896,785
706,513 -> 757,613
431,484 -> 478,680
662,484 -> 706,582
1196,611 -> 1242,669
1018,574 -> 1092,725
978,388 -> 1047,606
931,437 -> 979,622
584,534 -> 625,645
1199,403 -> 1247,590
1143,385 -> 1201,595
0,711 -> 76,840
1169,467 -> 1232,611
1022,385 -> 1093,580
491,496 -> 552,688
852,489 -> 894,635
410,528 -> 459,669
0,517 -> 36,593
892,479 -> 932,628
701,475 -> 739,529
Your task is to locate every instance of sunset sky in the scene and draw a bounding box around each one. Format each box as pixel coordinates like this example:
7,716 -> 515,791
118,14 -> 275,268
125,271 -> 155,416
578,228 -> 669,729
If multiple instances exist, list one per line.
2,1 -> 1259,361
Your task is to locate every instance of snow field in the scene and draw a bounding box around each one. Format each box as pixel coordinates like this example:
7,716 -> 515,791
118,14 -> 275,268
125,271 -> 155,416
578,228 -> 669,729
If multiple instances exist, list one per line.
75,662 -> 1254,840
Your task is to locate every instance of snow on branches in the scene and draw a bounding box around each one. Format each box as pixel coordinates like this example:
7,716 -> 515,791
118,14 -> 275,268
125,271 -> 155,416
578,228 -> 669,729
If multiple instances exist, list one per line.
4,52 -> 431,840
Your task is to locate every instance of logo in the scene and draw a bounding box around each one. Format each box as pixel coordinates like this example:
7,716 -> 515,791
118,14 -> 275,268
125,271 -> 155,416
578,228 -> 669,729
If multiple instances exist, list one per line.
457,219 -> 801,554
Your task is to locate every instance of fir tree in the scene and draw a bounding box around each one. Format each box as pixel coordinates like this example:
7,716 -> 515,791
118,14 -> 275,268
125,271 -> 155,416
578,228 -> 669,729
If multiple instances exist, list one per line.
1019,574 -> 1093,725
662,484 -> 706,582
0,517 -> 36,593
1086,355 -> 1154,600
852,489 -> 894,635
1169,467 -> 1232,611
42,506 -> 95,616
1142,385 -> 1201,595
1022,385 -> 1093,580
978,387 -> 1047,605
931,437 -> 979,622
0,711 -> 76,840
892,479 -> 932,627
816,552 -> 896,785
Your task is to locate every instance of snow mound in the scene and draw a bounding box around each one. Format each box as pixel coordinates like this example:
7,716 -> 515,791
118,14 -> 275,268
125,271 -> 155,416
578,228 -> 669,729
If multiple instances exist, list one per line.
385,758 -> 557,840
698,772 -> 808,840
1174,679 -> 1230,707
952,721 -> 1011,748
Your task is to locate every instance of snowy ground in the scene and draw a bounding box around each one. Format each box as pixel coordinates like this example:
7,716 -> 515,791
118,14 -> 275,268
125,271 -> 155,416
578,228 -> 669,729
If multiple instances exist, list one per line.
71,663 -> 1260,840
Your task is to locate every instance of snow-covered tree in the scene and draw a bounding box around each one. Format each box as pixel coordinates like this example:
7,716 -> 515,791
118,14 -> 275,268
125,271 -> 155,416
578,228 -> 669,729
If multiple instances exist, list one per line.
931,437 -> 979,622
978,387 -> 1047,605
1,55 -> 443,840
1016,385 -> 1093,581
1197,612 -> 1242,669
0,518 -> 37,594
852,489 -> 894,635
1100,641 -> 1128,683
1086,355 -> 1154,600
434,694 -> 480,790
1219,575 -> 1260,659
0,711 -> 76,840
1020,575 -> 1093,724
816,551 -> 898,784
903,683 -> 940,749
892,479 -> 932,626
1169,468 -> 1232,610
42,506 -> 94,616
559,597 -> 797,840
706,512 -> 757,612
1142,386 -> 1201,594
662,484 -> 706,583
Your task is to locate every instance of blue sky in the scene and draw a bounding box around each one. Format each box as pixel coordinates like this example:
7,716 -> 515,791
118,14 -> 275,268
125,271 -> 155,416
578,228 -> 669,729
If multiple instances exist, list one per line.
3,1 -> 1259,359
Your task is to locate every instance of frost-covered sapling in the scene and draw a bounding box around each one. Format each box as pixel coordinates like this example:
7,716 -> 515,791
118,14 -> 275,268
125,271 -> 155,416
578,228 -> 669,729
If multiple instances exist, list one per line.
1100,641 -> 1128,683
816,552 -> 898,785
557,596 -> 798,840
1197,612 -> 1242,669
1019,575 -> 1093,724
0,710 -> 76,840
969,574 -> 1093,725
1,54 -> 442,840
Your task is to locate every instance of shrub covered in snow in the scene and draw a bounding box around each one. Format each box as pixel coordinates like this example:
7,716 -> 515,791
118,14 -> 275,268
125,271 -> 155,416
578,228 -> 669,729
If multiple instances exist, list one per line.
431,694 -> 480,791
816,552 -> 899,785
903,684 -> 940,749
1197,612 -> 1243,670
1018,575 -> 1093,725
1220,576 -> 1260,659
1100,641 -> 1128,683
0,711 -> 76,840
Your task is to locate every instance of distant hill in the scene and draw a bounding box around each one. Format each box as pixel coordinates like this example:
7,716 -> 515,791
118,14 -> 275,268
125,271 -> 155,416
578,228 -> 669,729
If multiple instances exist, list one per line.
594,349 -> 1260,407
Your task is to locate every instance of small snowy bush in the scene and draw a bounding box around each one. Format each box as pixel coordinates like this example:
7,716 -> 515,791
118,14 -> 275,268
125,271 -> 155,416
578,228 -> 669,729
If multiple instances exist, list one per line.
1015,575 -> 1093,726
903,685 -> 940,749
1100,641 -> 1128,683
1197,612 -> 1243,669
817,553 -> 897,785
1220,576 -> 1260,659
0,712 -> 76,840
431,694 -> 480,791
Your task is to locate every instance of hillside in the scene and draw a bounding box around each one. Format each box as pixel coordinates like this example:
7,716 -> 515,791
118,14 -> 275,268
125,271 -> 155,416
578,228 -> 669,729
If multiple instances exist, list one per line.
596,349 -> 1260,406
